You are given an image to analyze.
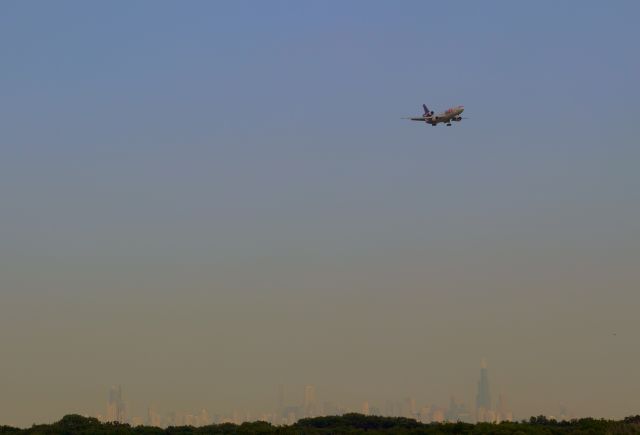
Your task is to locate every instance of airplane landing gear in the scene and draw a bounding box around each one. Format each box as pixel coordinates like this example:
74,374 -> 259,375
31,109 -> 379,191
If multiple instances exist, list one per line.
446,123 -> 452,126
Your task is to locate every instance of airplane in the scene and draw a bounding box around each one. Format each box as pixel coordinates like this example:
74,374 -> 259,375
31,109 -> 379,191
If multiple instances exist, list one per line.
405,104 -> 466,126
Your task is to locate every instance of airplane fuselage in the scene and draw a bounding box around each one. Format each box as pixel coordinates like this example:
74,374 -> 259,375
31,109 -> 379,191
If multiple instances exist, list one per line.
427,106 -> 464,125
408,105 -> 465,126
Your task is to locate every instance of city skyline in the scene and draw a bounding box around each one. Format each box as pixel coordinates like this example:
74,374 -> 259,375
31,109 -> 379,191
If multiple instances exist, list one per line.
87,361 -> 516,428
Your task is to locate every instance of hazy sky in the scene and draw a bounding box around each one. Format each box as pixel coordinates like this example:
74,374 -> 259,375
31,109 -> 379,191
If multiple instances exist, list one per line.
1,0 -> 639,427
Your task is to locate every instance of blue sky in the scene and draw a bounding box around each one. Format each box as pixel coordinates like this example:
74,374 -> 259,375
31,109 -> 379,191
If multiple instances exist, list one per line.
1,0 -> 639,426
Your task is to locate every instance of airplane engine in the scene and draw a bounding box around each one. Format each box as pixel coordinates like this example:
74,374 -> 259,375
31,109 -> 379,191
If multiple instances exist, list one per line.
453,116 -> 462,121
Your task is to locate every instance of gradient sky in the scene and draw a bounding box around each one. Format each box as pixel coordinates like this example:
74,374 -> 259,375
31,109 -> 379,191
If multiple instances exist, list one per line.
1,0 -> 639,427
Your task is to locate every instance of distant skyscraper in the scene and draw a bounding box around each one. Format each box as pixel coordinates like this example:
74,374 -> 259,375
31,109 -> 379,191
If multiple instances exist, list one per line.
496,394 -> 513,422
361,401 -> 370,416
184,414 -> 197,426
384,400 -> 395,417
475,359 -> 492,422
322,401 -> 338,416
446,396 -> 472,423
106,385 -> 127,423
199,408 -> 211,426
431,407 -> 445,423
401,397 -> 416,418
446,396 -> 458,422
147,406 -> 162,427
303,385 -> 316,418
419,405 -> 432,423
277,384 -> 285,411
557,404 -> 571,421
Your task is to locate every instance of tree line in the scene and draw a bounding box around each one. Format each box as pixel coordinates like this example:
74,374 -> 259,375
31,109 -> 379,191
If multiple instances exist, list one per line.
1,413 -> 639,434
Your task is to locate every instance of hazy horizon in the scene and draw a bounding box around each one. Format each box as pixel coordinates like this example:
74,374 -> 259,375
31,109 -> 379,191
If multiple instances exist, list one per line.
1,0 -> 639,427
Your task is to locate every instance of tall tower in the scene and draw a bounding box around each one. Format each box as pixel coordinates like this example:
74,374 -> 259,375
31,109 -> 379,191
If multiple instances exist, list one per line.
496,394 -> 513,422
199,408 -> 210,426
147,406 -> 162,427
402,397 -> 416,418
277,384 -> 285,411
361,401 -> 370,416
475,359 -> 492,422
106,385 -> 127,423
303,385 -> 316,418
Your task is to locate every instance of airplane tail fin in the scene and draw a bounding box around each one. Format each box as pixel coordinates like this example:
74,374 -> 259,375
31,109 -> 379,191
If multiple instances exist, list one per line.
422,104 -> 434,116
